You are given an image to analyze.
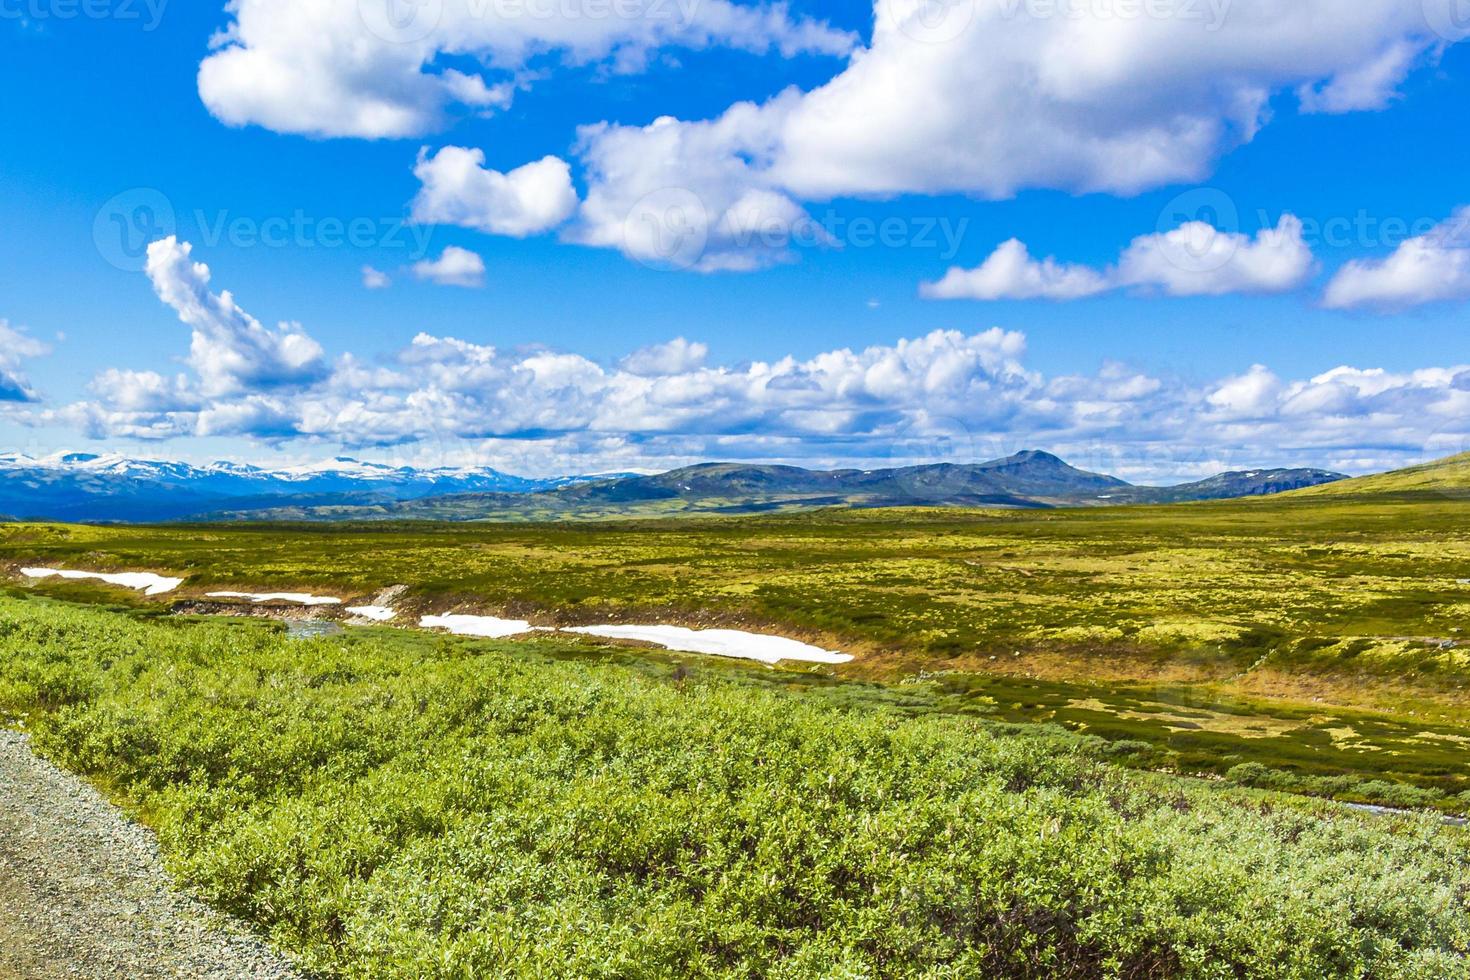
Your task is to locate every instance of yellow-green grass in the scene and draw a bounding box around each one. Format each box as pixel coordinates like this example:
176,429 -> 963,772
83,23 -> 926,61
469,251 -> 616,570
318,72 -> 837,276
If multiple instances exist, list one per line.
4,492 -> 1470,811
1289,451 -> 1470,499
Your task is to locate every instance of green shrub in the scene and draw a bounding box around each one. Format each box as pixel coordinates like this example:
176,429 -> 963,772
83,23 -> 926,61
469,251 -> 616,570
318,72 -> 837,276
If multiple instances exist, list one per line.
1,596 -> 1468,979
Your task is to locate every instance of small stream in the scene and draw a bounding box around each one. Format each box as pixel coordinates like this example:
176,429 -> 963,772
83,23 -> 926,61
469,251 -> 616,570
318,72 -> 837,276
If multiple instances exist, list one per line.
283,619 -> 344,640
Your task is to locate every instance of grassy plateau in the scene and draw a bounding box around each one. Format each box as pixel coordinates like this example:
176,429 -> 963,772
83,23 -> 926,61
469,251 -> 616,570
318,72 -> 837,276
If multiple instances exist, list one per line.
2,457 -> 1470,975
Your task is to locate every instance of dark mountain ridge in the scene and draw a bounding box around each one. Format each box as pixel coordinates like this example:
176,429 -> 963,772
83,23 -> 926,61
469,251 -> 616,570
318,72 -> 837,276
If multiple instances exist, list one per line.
199,452 -> 1348,523
0,449 -> 1349,523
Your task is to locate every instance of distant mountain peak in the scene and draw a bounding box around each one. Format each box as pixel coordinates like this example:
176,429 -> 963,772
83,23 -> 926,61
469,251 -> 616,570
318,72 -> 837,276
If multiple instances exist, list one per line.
1008,449 -> 1065,463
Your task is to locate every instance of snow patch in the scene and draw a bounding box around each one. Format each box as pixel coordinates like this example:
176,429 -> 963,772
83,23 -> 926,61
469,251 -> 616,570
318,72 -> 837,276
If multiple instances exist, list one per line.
20,567 -> 183,596
564,625 -> 853,665
206,591 -> 341,606
347,605 -> 397,622
420,614 -> 533,638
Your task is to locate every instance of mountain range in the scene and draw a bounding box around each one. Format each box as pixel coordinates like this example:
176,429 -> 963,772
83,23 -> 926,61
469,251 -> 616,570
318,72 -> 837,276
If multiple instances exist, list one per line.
0,452 -> 629,523
196,451 -> 1346,524
0,450 -> 1349,523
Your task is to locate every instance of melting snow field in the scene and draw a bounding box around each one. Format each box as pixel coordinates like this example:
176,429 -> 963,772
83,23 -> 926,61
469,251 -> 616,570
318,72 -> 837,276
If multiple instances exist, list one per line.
206,591 -> 342,606
564,625 -> 854,665
20,567 -> 183,596
346,605 -> 397,622
420,614 -> 533,638
15,565 -> 849,667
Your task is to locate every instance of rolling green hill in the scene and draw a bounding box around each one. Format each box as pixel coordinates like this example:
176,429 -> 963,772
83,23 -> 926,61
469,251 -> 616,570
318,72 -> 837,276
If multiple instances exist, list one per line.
1289,451 -> 1470,499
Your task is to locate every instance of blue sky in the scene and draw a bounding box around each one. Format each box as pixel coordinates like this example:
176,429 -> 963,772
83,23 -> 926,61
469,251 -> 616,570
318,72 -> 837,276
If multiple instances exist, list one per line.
1,1 -> 1469,480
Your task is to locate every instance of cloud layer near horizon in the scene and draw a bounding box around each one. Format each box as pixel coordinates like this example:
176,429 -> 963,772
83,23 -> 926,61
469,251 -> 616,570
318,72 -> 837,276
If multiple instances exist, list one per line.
10,238 -> 1469,480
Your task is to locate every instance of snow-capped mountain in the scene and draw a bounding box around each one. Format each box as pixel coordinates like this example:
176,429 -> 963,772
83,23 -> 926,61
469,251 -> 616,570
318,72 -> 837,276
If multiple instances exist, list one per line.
0,453 -> 618,522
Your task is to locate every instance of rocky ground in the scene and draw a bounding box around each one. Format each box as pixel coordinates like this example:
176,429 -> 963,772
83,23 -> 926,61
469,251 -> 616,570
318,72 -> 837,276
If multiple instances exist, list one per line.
0,730 -> 303,979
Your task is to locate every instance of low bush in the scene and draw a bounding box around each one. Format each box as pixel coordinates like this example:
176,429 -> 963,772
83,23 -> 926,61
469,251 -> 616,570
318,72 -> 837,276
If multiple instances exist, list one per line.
1,596 -> 1468,978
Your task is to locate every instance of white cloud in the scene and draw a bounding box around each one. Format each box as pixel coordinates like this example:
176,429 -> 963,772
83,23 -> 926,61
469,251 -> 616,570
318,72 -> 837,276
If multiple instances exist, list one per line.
1297,38 -> 1424,114
565,3 -> 1453,270
412,148 -> 579,237
620,338 -> 709,376
772,2 -> 1436,199
362,266 -> 392,289
26,242 -> 1470,479
923,216 -> 1315,301
145,237 -> 328,398
196,0 -> 855,139
88,370 -> 199,415
1115,215 -> 1316,297
1206,365 -> 1283,418
1322,208 -> 1470,310
411,246 -> 487,288
0,320 -> 50,403
921,239 -> 1112,301
572,101 -> 818,271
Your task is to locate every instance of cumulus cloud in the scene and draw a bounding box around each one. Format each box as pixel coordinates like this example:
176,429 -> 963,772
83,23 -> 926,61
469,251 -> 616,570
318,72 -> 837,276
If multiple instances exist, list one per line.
1115,215 -> 1317,297
1322,208 -> 1470,310
25,240 -> 1470,479
362,266 -> 391,290
145,237 -> 329,398
196,0 -> 855,139
412,148 -> 579,237
411,246 -> 487,287
922,240 -> 1113,302
0,320 -> 50,403
923,216 -> 1315,301
572,101 -> 820,272
620,338 -> 709,376
561,2 -> 1452,270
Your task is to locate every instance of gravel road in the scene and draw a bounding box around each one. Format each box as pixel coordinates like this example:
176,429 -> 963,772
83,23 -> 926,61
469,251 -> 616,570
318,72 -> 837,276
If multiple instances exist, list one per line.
0,730 -> 304,979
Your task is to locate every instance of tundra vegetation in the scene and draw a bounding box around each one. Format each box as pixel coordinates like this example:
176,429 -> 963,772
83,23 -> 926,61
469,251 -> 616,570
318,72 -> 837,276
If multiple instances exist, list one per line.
3,463 -> 1470,974
0,596 -> 1467,978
